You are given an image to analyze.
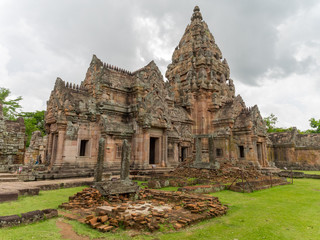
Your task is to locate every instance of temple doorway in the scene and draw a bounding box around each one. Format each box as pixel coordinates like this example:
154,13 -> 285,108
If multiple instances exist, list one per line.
149,137 -> 159,164
257,143 -> 262,163
181,147 -> 188,162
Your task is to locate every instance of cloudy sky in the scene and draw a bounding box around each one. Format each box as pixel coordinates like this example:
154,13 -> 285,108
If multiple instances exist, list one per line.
0,0 -> 319,130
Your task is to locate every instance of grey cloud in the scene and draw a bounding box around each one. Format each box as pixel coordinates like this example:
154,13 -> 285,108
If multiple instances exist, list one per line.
0,0 -> 320,129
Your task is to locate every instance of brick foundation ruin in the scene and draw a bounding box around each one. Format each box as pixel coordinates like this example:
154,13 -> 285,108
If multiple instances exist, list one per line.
60,188 -> 228,232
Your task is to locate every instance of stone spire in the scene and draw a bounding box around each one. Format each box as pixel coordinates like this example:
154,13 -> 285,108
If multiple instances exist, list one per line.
191,6 -> 203,21
166,6 -> 234,108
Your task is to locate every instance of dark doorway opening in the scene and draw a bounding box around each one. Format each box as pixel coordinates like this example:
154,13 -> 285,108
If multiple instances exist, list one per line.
257,143 -> 262,161
149,137 -> 156,164
239,145 -> 245,158
80,140 -> 89,156
181,147 -> 188,162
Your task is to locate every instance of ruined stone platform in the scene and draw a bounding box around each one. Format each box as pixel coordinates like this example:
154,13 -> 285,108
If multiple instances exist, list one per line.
229,177 -> 290,193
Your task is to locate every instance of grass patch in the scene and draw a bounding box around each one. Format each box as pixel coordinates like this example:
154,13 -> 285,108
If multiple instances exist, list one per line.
0,186 -> 86,216
133,180 -> 148,188
159,186 -> 179,191
0,218 -> 61,240
292,170 -> 320,175
153,179 -> 320,240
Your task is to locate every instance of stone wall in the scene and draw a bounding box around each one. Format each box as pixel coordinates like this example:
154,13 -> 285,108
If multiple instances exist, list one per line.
0,104 -> 26,165
0,209 -> 58,228
24,131 -> 47,164
268,129 -> 320,170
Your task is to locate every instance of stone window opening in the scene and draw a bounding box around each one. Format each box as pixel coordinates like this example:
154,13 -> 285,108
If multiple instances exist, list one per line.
239,145 -> 245,158
116,144 -> 122,159
216,148 -> 223,157
79,140 -> 89,156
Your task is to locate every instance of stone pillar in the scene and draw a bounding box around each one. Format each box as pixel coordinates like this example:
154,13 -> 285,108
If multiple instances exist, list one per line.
55,130 -> 66,164
51,134 -> 58,165
195,137 -> 202,162
209,136 -> 215,164
94,138 -> 105,182
120,139 -> 130,181
162,130 -> 168,167
47,133 -> 53,163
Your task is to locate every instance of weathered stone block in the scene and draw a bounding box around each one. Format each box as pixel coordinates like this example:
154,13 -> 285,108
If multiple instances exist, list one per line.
0,215 -> 21,227
21,210 -> 44,223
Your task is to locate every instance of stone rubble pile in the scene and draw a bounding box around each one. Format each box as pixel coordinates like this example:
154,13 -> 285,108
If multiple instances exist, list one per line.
59,188 -> 108,209
60,188 -> 228,233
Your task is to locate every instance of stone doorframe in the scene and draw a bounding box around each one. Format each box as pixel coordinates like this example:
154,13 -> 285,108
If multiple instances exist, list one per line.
193,134 -> 216,165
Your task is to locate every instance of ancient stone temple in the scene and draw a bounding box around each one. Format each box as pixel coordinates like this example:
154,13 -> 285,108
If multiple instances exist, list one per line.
44,6 -> 269,170
0,104 -> 26,165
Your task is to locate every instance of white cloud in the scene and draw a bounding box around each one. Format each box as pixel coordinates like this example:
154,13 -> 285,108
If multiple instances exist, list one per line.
133,16 -> 173,62
0,44 -> 10,81
237,70 -> 320,130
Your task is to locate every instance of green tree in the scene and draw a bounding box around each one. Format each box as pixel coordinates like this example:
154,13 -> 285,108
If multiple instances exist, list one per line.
308,118 -> 320,133
264,113 -> 278,132
264,113 -> 297,133
0,87 -> 23,120
20,110 -> 46,147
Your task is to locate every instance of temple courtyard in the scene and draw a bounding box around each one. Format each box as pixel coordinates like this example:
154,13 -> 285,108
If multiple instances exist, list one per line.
0,174 -> 319,240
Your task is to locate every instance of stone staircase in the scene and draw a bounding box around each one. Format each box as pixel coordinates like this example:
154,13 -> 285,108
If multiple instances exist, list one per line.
13,163 -> 174,181
0,173 -> 21,182
260,167 -> 281,175
34,164 -> 95,180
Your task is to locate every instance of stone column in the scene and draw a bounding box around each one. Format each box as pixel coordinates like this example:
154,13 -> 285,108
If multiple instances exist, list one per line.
208,136 -> 215,164
195,137 -> 202,163
55,130 -> 66,164
94,138 -> 105,182
51,134 -> 58,165
162,130 -> 168,167
120,139 -> 130,181
47,133 -> 53,163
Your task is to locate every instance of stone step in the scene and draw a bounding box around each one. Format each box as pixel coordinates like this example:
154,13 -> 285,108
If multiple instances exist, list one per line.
0,173 -> 18,178
0,177 -> 20,182
35,172 -> 93,180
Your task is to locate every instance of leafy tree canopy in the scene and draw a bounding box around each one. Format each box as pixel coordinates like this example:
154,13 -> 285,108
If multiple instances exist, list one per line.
305,118 -> 320,133
0,87 -> 22,120
264,113 -> 278,132
264,113 -> 297,133
20,111 -> 46,147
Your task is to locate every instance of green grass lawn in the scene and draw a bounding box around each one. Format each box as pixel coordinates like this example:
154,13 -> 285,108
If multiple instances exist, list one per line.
1,180 -> 320,240
0,186 -> 86,216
